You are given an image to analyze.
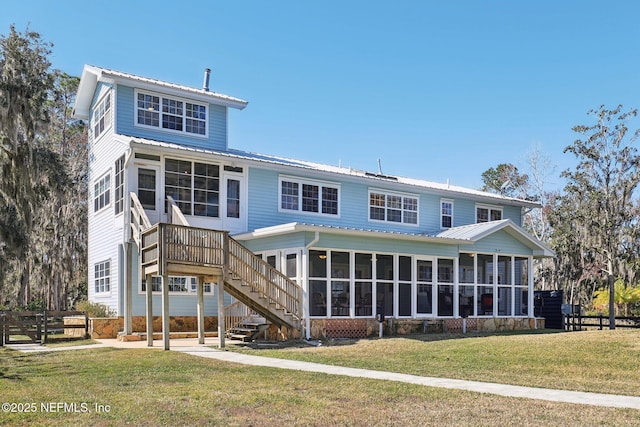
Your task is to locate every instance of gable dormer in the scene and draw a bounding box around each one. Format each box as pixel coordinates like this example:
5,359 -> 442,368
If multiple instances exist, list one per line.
73,65 -> 248,151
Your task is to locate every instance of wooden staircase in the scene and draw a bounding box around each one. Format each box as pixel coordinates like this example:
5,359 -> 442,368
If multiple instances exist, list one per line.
226,314 -> 269,342
131,194 -> 303,333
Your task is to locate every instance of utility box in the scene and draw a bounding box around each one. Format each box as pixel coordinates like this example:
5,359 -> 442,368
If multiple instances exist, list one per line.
534,290 -> 564,329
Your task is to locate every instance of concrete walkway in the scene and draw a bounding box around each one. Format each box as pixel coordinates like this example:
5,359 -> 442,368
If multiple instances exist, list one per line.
6,339 -> 640,410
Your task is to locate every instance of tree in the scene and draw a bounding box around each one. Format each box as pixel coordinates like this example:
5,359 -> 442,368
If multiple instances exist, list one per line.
481,163 -> 529,198
0,26 -> 87,310
0,25 -> 55,306
592,279 -> 640,316
30,72 -> 87,310
549,105 -> 640,321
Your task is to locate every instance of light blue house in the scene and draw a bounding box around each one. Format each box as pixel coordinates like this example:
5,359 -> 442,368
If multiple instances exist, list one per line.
73,65 -> 553,342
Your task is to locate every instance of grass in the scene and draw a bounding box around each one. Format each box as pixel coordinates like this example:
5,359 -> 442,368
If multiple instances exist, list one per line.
0,331 -> 638,426
232,329 -> 640,396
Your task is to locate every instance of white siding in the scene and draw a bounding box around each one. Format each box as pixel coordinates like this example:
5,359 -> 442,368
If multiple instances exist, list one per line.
87,85 -> 129,314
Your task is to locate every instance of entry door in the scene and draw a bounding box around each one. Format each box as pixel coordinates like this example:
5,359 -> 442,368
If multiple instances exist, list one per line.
222,173 -> 245,233
136,165 -> 161,224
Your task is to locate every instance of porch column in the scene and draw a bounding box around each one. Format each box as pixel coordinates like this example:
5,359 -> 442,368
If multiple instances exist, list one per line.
197,276 -> 205,345
123,241 -> 134,335
162,274 -> 170,350
528,256 -> 535,320
217,277 -> 225,348
145,273 -> 153,347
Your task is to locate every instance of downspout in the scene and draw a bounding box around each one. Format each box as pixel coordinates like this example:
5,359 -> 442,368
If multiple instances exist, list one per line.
303,232 -> 320,339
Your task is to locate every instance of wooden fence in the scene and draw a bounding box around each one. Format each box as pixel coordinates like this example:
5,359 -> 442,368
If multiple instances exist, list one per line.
564,314 -> 640,331
0,310 -> 88,346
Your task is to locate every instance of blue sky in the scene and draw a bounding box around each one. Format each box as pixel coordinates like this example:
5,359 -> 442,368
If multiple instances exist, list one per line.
4,1 -> 640,190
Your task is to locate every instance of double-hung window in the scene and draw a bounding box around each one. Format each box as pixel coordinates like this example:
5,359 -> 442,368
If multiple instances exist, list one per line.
92,93 -> 111,139
94,260 -> 110,294
441,199 -> 453,228
369,190 -> 418,225
165,158 -> 219,217
476,205 -> 502,223
114,156 -> 125,215
94,173 -> 111,212
279,176 -> 339,216
136,90 -> 207,137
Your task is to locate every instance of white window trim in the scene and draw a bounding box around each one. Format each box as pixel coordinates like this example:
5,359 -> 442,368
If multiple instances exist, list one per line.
114,156 -> 125,216
368,188 -> 419,226
475,203 -> 503,223
134,89 -> 208,139
92,92 -> 111,140
440,199 -> 454,229
94,259 -> 111,296
93,171 -> 111,213
278,175 -> 341,217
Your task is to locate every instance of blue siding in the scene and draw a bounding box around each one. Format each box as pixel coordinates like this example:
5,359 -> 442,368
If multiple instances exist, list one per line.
503,205 -> 523,226
247,166 -> 525,235
460,229 -> 533,255
129,252 -> 229,316
316,234 -> 459,257
454,199 -> 476,227
115,85 -> 228,151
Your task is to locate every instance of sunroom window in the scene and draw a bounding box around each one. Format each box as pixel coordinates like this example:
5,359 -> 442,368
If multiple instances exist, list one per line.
165,158 -> 219,217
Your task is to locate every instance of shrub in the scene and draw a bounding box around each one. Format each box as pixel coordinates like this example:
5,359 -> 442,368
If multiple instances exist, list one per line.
75,300 -> 116,317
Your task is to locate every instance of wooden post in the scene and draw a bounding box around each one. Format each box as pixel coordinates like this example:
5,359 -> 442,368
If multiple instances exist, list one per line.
37,312 -> 43,345
146,273 -> 153,347
43,309 -> 49,344
217,233 -> 229,349
84,312 -> 89,339
0,312 -> 4,347
608,274 -> 616,330
197,276 -> 205,345
217,277 -> 226,349
162,274 -> 170,351
123,241 -> 134,335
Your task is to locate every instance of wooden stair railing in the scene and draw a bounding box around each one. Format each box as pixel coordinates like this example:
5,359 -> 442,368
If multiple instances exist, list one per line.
224,300 -> 258,334
130,192 -> 152,246
139,218 -> 303,331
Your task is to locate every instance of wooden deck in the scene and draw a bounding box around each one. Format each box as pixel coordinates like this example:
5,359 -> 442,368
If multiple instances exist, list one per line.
139,223 -> 302,331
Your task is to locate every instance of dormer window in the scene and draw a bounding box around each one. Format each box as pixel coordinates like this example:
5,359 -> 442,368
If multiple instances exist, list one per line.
136,90 -> 207,137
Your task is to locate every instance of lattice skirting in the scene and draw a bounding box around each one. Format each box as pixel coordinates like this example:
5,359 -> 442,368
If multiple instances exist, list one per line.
323,319 -> 370,338
444,318 -> 477,332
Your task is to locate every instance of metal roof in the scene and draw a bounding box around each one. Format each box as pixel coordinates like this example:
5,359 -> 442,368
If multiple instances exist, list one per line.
128,136 -> 540,209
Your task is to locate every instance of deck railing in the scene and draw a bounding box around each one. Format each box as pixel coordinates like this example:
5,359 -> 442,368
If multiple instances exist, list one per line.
140,223 -> 302,326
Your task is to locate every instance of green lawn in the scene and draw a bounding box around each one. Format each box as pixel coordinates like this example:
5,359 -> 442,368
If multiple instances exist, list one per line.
233,329 -> 640,396
0,330 -> 639,426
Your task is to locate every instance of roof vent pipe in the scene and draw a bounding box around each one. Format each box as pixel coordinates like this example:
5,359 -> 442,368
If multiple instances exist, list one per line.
203,68 -> 211,91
